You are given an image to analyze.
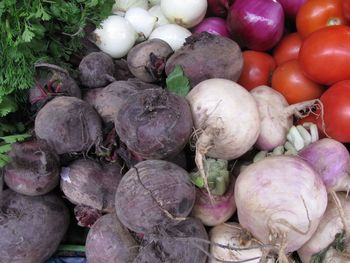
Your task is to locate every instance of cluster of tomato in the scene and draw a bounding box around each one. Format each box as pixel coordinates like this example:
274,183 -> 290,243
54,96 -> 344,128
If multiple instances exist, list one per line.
237,0 -> 350,143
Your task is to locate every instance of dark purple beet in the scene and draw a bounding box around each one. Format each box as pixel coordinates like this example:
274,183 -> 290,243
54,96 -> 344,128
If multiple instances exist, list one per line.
35,96 -> 103,155
79,52 -> 116,88
115,88 -> 193,160
115,160 -> 196,234
74,205 -> 103,228
133,218 -> 208,263
4,139 -> 60,196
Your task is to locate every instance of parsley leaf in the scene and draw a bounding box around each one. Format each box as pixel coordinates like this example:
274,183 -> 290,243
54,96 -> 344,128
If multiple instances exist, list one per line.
166,65 -> 190,97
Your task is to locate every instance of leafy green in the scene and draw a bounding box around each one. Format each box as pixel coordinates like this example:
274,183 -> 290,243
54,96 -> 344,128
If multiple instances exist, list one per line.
0,133 -> 31,167
166,65 -> 190,97
0,0 -> 115,117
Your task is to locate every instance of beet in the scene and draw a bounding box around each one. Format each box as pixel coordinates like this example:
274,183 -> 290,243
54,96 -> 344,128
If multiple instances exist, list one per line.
165,32 -> 243,87
60,159 -> 122,213
79,51 -> 116,88
86,213 -> 139,263
0,190 -> 70,263
133,218 -> 208,263
30,63 -> 81,106
115,88 -> 193,159
127,39 -> 173,83
35,96 -> 102,155
4,139 -> 60,196
84,79 -> 160,123
115,160 -> 196,233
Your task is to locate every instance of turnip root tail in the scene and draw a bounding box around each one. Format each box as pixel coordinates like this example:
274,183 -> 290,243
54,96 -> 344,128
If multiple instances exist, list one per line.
330,190 -> 349,234
34,62 -> 69,75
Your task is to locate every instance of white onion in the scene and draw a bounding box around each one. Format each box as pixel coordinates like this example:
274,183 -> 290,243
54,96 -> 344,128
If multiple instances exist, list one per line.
235,155 -> 328,254
160,0 -> 207,28
112,0 -> 149,14
125,7 -> 157,41
149,24 -> 191,51
148,5 -> 170,28
298,192 -> 350,263
208,223 -> 275,263
93,15 -> 137,58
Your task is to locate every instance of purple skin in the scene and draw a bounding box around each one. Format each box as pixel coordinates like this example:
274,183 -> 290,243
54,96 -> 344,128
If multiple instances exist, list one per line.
298,138 -> 350,191
192,17 -> 231,38
191,180 -> 236,226
227,0 -> 284,51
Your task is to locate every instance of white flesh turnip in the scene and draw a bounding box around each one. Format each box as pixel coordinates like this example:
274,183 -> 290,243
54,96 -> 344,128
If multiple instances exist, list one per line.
208,223 -> 275,263
298,192 -> 350,263
235,155 -> 328,259
186,78 -> 260,195
250,85 -> 321,151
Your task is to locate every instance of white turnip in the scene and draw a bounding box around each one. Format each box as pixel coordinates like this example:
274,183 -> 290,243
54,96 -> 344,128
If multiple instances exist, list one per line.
235,155 -> 328,258
250,85 -> 321,151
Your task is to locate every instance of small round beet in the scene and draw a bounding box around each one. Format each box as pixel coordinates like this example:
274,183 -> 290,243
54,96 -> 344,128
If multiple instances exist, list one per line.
79,52 -> 116,88
86,213 -> 138,263
4,139 -> 60,196
35,96 -> 102,155
115,88 -> 193,159
127,39 -> 173,82
115,160 -> 196,233
60,159 -> 122,213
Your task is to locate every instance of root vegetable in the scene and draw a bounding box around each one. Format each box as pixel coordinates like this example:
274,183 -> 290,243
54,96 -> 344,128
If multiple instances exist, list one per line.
112,0 -> 149,14
84,79 -> 160,124
298,138 -> 350,192
165,32 -> 243,87
250,85 -> 320,151
127,39 -> 173,82
115,160 -> 196,233
149,24 -> 192,51
115,88 -> 193,159
208,223 -> 275,263
134,218 -> 208,263
186,78 -> 260,193
148,5 -> 170,28
125,7 -> 157,41
298,192 -> 350,263
0,190 -> 70,263
235,155 -> 328,255
86,213 -> 138,263
79,52 -> 116,88
60,159 -> 122,213
35,96 -> 102,155
4,139 -> 60,196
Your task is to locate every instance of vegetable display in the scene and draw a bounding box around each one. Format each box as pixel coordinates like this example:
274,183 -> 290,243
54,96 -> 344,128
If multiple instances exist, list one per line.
2,1 -> 350,263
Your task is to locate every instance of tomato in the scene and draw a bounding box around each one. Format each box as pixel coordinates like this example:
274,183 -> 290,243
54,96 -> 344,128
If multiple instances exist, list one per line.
273,32 -> 302,66
299,25 -> 350,85
296,0 -> 347,38
343,0 -> 350,21
271,59 -> 324,104
237,51 -> 276,91
316,79 -> 350,142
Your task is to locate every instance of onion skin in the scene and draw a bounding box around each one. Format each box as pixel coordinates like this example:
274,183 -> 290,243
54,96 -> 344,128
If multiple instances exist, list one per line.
298,138 -> 350,192
191,179 -> 236,226
226,0 -> 284,51
277,0 -> 307,19
298,192 -> 350,263
207,0 -> 233,17
192,17 -> 231,38
235,155 -> 328,253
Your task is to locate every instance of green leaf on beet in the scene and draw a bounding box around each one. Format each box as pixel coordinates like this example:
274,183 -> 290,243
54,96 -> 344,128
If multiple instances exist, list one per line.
166,65 -> 190,97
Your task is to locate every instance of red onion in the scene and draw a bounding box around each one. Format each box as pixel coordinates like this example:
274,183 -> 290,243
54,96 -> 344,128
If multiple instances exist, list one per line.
226,0 -> 284,51
192,17 -> 231,38
207,0 -> 233,18
277,0 -> 307,19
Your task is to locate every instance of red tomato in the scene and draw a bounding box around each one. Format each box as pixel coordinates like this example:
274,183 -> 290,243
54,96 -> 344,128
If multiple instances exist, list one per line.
237,51 -> 276,91
343,0 -> 350,21
273,32 -> 302,66
316,80 -> 350,142
271,59 -> 324,104
296,0 -> 347,38
299,25 -> 350,85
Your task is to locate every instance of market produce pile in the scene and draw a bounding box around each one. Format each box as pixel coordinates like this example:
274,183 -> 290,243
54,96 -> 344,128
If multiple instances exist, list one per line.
1,0 -> 350,263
